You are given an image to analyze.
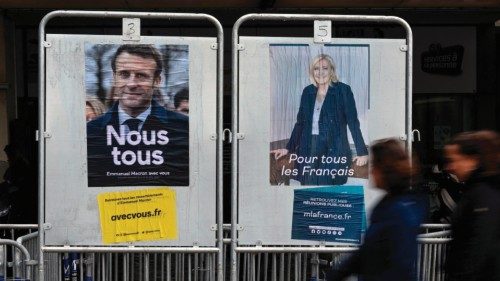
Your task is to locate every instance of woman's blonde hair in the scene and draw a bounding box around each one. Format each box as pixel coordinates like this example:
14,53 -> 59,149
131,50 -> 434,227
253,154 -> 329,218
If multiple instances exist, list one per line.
309,54 -> 339,86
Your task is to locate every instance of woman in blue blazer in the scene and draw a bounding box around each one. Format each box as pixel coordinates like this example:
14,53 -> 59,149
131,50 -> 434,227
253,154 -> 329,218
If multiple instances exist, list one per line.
272,54 -> 368,185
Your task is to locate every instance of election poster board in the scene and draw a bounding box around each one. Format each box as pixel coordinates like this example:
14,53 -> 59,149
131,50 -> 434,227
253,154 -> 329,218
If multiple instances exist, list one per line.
238,37 -> 406,245
44,34 -> 217,246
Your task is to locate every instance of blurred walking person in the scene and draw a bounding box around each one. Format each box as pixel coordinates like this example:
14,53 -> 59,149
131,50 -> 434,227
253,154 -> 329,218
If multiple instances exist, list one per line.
444,131 -> 500,281
326,139 -> 426,281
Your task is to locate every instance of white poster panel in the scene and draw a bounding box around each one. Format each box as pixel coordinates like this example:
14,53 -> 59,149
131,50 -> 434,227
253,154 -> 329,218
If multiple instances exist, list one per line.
238,37 -> 406,245
45,34 -> 217,246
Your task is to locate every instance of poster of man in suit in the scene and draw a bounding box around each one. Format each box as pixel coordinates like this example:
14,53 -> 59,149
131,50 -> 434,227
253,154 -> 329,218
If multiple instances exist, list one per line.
85,43 -> 189,187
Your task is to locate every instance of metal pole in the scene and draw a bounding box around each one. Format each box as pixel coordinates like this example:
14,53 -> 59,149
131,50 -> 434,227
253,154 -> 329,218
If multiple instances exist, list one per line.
417,238 -> 453,244
43,246 -> 220,253
0,245 -> 5,279
39,10 -> 224,281
231,13 -> 413,281
38,12 -> 49,281
144,253 -> 150,281
0,225 -> 38,229
235,247 -> 359,253
231,18 -> 239,281
401,21 -> 414,156
212,13 -> 225,281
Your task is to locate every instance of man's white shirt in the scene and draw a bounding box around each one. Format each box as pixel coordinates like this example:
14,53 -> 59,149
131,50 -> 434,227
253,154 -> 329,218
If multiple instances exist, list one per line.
118,104 -> 152,134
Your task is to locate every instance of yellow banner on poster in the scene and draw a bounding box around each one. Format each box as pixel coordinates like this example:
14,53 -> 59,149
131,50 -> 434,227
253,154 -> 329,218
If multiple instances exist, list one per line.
97,188 -> 177,244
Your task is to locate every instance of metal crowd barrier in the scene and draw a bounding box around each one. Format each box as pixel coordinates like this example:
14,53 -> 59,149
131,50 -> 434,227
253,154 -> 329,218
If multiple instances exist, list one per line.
0,224 -> 38,281
417,224 -> 452,281
0,224 -> 450,281
235,248 -> 356,281
0,224 -> 231,281
234,224 -> 452,281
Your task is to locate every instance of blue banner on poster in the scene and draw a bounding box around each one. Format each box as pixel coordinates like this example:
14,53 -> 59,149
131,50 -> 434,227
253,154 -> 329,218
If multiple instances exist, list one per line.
292,186 -> 365,244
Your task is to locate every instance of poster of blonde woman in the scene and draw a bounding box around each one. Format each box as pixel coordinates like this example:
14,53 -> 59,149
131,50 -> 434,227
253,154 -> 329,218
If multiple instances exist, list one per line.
269,44 -> 370,186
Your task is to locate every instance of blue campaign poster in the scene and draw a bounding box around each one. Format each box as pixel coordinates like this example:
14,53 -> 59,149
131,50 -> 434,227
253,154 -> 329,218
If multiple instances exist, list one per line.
292,186 -> 365,244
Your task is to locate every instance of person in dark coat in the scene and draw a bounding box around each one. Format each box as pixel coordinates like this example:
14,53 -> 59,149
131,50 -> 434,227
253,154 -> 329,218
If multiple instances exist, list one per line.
444,130 -> 500,281
271,54 -> 368,185
1,144 -> 37,223
326,139 -> 426,281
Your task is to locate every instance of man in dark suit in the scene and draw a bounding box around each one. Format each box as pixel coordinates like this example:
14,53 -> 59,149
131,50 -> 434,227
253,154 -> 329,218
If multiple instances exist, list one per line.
87,44 -> 189,187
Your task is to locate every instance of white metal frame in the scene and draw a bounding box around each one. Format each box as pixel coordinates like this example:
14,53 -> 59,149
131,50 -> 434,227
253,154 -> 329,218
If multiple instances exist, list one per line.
39,10 -> 224,281
231,13 -> 413,281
